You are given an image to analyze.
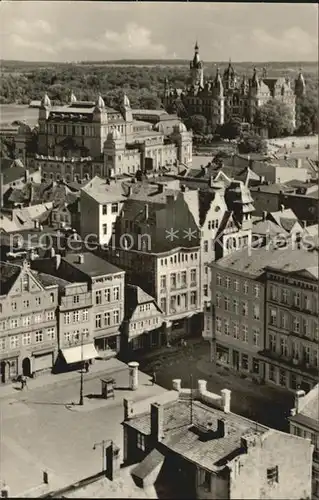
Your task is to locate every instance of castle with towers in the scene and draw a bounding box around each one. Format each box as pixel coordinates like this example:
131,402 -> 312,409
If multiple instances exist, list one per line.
35,91 -> 192,182
163,42 -> 306,131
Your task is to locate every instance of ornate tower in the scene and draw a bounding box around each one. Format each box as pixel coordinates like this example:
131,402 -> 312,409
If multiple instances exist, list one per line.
295,69 -> 306,98
103,129 -> 125,178
223,59 -> 237,90
212,68 -> 224,126
38,93 -> 51,155
190,41 -> 204,88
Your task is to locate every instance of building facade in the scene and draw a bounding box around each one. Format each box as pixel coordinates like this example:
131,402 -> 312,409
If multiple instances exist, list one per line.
261,265 -> 318,393
289,386 -> 319,500
163,43 -> 304,131
0,260 -> 59,383
35,92 -> 192,181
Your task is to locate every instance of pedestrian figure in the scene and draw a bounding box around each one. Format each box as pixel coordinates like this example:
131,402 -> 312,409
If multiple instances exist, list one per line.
151,372 -> 156,386
84,361 -> 89,373
20,375 -> 27,390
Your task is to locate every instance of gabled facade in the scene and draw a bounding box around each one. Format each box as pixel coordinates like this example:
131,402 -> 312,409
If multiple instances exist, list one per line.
121,284 -> 164,358
0,260 -> 59,383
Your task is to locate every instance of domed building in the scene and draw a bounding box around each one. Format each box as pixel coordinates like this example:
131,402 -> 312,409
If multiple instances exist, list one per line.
163,43 -> 304,132
36,90 -> 193,182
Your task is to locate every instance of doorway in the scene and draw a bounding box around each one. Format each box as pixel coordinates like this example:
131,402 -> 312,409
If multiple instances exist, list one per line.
1,361 -> 7,384
22,357 -> 32,377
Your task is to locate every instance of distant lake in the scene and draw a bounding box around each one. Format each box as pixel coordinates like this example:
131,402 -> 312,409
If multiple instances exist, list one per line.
0,105 -> 38,127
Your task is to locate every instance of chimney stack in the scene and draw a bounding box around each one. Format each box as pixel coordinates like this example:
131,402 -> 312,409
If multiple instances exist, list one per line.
0,173 -> 3,209
280,204 -> 285,212
295,158 -> 302,169
157,184 -> 164,193
144,204 -> 149,221
217,418 -> 228,437
78,254 -> 84,264
294,389 -> 306,413
150,402 -> 164,442
221,388 -> 231,413
123,398 -> 134,421
262,211 -> 267,221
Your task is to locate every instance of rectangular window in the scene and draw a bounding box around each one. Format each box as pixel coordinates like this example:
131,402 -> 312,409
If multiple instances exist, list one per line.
233,299 -> 239,314
64,312 -> 71,325
233,322 -> 239,339
22,274 -> 30,292
102,223 -> 107,235
102,204 -> 107,215
35,330 -> 43,343
216,317 -> 222,333
73,311 -> 80,323
280,337 -> 288,357
23,300 -> 30,308
95,314 -> 102,329
280,312 -> 288,330
137,433 -> 145,451
281,288 -> 288,304
225,277 -> 231,289
203,285 -> 208,297
160,275 -> 166,289
22,333 -> 31,345
47,311 -> 55,321
113,287 -> 120,301
217,274 -> 222,286
216,292 -> 221,308
0,338 -> 5,351
47,327 -> 55,340
22,316 -> 31,326
241,354 -> 249,370
270,285 -> 278,301
234,280 -> 239,292
160,298 -> 166,313
224,320 -> 230,336
181,271 -> 187,286
269,333 -> 276,352
243,281 -> 249,294
170,273 -> 177,289
12,302 -> 17,310
104,312 -> 110,326
224,296 -> 230,311
254,284 -> 260,298
111,203 -> 118,213
270,308 -> 277,326
190,269 -> 197,285
10,335 -> 19,349
253,328 -> 260,346
82,309 -> 88,321
269,364 -> 276,382
34,314 -> 42,324
190,291 -> 197,306
96,290 -> 102,305
279,369 -> 286,387
242,301 -> 248,317
293,316 -> 300,333
204,240 -> 208,252
113,310 -> 119,324
253,304 -> 260,320
10,318 -> 19,329
104,289 -> 111,302
73,295 -> 79,304
293,292 -> 301,308
242,325 -> 248,343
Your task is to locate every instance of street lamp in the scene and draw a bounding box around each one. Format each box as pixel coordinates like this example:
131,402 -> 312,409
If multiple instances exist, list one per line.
93,440 -> 113,472
79,331 -> 84,406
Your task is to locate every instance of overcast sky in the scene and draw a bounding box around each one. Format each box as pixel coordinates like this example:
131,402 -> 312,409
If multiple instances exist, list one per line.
0,2 -> 318,62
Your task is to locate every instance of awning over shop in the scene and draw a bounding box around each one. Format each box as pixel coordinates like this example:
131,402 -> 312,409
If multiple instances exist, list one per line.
61,344 -> 98,364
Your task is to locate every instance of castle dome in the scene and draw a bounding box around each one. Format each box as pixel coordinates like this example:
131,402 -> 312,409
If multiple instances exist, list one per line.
107,129 -> 122,141
70,91 -> 77,104
153,122 -> 166,133
223,61 -> 235,79
176,122 -> 187,133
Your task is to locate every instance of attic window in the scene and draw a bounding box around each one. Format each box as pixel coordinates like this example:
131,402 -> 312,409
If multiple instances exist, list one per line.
215,206 -> 220,212
267,466 -> 279,484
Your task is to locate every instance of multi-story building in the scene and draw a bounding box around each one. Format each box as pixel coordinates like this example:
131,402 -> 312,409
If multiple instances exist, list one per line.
289,385 -> 319,500
122,379 -> 313,499
79,176 -> 127,246
31,252 -> 125,353
0,260 -> 59,383
261,263 -> 318,393
163,42 -> 304,131
35,92 -> 192,181
208,246 -> 319,388
120,284 -> 164,358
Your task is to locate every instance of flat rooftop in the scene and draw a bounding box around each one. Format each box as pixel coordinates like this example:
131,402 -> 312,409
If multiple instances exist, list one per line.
63,252 -> 124,278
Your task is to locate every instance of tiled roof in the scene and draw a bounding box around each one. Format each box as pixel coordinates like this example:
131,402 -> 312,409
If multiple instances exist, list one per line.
125,284 -> 160,320
81,176 -> 127,204
252,218 -> 288,237
0,261 -> 21,295
33,271 -> 70,290
126,399 -> 268,472
251,183 -> 292,194
290,384 -> 319,432
63,252 -> 124,278
2,165 -> 26,185
213,246 -> 318,279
